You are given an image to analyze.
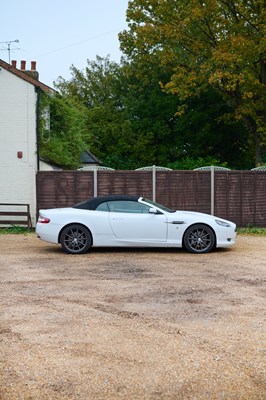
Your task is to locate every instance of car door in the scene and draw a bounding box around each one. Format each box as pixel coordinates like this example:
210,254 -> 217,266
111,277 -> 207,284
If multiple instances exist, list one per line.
107,200 -> 167,242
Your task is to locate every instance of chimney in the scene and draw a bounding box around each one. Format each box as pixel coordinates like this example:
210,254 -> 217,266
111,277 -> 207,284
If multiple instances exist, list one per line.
31,61 -> 36,71
11,60 -> 17,68
21,60 -> 26,70
23,60 -> 39,81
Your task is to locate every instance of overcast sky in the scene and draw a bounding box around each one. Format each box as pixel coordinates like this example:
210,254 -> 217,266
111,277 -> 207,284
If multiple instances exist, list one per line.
1,0 -> 129,87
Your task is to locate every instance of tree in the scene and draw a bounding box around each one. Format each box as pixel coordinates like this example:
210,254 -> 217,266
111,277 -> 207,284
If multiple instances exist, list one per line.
54,54 -> 252,169
55,56 -> 142,169
39,93 -> 87,169
123,59 -> 253,168
120,60 -> 183,166
119,0 -> 266,165
171,88 -> 253,168
55,55 -> 123,109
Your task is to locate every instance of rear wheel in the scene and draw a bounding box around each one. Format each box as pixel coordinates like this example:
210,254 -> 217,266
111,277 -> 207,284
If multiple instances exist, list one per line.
60,224 -> 91,254
183,224 -> 215,254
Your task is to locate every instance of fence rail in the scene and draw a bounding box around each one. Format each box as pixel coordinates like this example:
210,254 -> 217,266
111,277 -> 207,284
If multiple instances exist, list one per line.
36,170 -> 266,227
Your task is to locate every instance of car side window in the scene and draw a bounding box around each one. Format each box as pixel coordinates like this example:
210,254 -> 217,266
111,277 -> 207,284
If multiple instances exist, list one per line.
96,202 -> 109,212
107,200 -> 151,213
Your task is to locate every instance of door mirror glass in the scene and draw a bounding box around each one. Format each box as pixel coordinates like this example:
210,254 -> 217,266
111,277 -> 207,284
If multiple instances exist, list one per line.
149,207 -> 159,214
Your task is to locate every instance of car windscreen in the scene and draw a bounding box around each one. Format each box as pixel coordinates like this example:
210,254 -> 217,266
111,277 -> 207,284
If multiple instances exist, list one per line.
142,198 -> 175,213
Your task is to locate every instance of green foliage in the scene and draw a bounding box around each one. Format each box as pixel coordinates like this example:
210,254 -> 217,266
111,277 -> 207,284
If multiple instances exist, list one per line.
167,156 -> 228,171
39,2 -> 266,171
120,60 -> 252,168
171,89 -> 253,168
119,61 -> 182,167
54,56 -> 136,169
52,53 -> 255,170
120,0 -> 266,165
39,93 -> 88,169
84,105 -> 141,169
55,56 -> 123,109
0,226 -> 30,234
237,227 -> 266,235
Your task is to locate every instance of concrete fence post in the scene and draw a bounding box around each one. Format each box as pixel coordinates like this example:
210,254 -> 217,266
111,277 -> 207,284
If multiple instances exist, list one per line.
94,169 -> 97,197
211,165 -> 215,215
152,165 -> 156,202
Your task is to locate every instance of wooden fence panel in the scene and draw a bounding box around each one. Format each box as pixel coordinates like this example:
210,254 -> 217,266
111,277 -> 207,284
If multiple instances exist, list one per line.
37,172 -> 59,210
241,172 -> 256,227
156,171 -> 211,213
36,170 -> 266,227
214,173 -> 230,220
214,171 -> 266,226
75,172 -> 94,204
254,173 -> 266,226
56,172 -> 78,207
226,172 -> 243,225
97,171 -> 153,198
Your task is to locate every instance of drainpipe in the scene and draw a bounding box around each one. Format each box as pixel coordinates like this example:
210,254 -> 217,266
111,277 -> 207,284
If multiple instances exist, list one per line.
35,86 -> 41,171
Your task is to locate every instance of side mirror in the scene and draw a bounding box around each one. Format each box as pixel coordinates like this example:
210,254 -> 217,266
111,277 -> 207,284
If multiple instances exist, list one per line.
149,207 -> 159,214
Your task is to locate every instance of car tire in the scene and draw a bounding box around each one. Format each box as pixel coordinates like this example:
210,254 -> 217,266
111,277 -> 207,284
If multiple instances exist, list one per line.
183,224 -> 215,254
60,224 -> 92,254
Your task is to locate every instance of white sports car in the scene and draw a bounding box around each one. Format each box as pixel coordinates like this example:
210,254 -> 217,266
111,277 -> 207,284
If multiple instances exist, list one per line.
36,195 -> 236,254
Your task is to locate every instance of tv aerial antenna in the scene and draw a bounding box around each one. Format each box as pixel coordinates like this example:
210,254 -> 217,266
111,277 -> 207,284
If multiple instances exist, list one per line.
0,39 -> 20,63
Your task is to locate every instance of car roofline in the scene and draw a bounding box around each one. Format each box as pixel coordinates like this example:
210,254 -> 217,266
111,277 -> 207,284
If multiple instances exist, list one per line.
73,195 -> 141,210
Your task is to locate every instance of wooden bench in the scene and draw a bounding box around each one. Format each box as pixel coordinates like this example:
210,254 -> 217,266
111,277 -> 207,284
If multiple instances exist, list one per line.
0,204 -> 32,228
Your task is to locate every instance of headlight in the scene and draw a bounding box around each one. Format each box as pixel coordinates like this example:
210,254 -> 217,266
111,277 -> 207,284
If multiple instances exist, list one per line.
215,219 -> 231,228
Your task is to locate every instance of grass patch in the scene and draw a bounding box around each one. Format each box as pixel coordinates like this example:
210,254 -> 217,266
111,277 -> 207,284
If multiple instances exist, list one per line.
1,225 -> 266,236
0,225 -> 32,234
237,227 -> 266,236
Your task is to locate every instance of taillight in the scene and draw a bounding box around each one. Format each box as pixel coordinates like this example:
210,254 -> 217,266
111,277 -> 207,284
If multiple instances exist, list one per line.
38,214 -> 50,224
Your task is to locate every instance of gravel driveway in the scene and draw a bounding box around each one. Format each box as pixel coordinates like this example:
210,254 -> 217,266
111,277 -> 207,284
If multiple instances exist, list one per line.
0,234 -> 265,399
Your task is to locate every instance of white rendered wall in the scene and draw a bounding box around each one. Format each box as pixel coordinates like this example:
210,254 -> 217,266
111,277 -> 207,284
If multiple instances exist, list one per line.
0,68 -> 38,225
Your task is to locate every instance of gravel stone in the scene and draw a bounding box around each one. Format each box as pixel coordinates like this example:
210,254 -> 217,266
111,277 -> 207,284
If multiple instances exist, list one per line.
0,234 -> 265,399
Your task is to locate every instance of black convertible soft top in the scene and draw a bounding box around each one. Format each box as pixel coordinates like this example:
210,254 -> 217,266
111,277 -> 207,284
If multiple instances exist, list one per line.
73,195 -> 140,210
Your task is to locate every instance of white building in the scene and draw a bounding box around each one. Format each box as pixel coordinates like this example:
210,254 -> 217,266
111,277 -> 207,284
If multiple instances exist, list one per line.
0,59 -> 54,226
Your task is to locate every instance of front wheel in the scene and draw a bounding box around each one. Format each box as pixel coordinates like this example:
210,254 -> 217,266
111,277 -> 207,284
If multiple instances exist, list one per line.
183,224 -> 215,254
60,224 -> 92,254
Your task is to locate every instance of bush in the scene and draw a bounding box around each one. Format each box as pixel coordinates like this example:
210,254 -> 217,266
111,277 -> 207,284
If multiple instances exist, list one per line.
167,157 -> 228,170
